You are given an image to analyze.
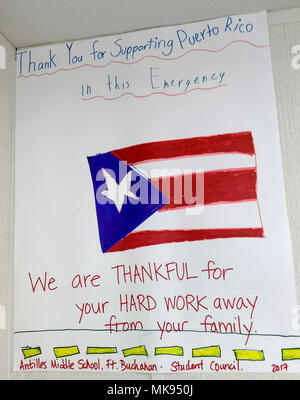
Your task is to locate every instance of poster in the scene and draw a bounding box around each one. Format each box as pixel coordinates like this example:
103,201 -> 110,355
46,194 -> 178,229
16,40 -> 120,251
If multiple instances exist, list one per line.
13,11 -> 300,373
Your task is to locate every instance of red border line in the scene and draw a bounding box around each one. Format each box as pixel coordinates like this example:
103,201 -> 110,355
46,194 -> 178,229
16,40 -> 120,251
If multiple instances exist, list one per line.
111,131 -> 255,165
254,153 -> 265,234
107,228 -> 264,252
18,40 -> 269,79
151,167 -> 257,211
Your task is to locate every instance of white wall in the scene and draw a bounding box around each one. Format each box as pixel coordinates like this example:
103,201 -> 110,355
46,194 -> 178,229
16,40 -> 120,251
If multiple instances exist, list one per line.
1,8 -> 300,380
0,0 -> 300,48
270,19 -> 300,291
0,33 -> 15,380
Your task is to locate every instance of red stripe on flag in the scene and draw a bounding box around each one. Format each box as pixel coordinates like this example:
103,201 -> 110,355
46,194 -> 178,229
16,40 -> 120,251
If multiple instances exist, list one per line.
107,228 -> 264,252
111,131 -> 255,165
151,167 -> 257,211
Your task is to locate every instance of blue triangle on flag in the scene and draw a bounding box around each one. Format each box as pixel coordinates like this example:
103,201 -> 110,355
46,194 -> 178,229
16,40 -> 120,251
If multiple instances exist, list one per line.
87,151 -> 168,253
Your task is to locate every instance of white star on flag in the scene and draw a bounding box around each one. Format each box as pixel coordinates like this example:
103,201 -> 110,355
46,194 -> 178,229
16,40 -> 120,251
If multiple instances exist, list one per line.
101,168 -> 139,213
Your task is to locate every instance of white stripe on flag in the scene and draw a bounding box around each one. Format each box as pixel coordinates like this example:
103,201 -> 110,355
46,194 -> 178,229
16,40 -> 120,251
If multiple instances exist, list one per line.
136,153 -> 255,178
135,201 -> 262,231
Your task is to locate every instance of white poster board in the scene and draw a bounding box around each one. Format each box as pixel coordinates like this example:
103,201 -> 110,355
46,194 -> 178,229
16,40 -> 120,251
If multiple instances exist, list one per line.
14,11 -> 300,373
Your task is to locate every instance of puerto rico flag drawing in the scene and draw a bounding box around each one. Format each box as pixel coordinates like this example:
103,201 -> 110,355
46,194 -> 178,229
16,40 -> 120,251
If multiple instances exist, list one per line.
88,131 -> 264,253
